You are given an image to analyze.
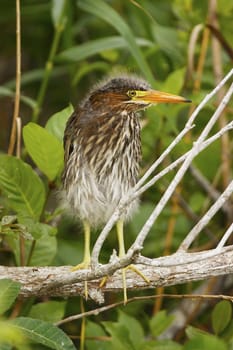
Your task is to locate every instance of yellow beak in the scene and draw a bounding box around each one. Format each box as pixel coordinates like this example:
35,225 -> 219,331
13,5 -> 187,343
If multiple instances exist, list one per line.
134,90 -> 191,104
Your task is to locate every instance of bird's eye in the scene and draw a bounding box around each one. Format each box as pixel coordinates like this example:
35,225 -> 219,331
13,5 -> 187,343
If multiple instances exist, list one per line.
127,90 -> 136,98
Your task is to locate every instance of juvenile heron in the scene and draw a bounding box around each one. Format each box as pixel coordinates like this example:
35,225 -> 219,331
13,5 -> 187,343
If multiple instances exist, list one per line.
62,74 -> 190,301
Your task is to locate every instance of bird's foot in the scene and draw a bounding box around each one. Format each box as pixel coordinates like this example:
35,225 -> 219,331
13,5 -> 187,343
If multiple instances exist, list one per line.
71,261 -> 90,300
125,264 -> 150,284
99,264 -> 150,304
71,261 -> 90,272
122,265 -> 150,303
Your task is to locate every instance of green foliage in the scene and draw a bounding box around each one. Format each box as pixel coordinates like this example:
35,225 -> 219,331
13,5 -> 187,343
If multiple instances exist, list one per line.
23,122 -> 64,181
0,155 -> 46,219
0,320 -> 29,350
0,279 -> 21,314
185,326 -> 227,350
45,105 -> 74,142
102,311 -> 145,350
212,301 -> 232,335
57,36 -> 154,63
149,310 -> 175,337
11,317 -> 75,350
79,0 -> 154,83
28,301 -> 66,323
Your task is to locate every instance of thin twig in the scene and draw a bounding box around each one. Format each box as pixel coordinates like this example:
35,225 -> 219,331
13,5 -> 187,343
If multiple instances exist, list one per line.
187,23 -> 204,80
193,26 -> 210,91
8,0 -> 21,155
216,222 -> 233,249
16,117 -> 21,158
55,293 -> 233,326
178,180 -> 233,251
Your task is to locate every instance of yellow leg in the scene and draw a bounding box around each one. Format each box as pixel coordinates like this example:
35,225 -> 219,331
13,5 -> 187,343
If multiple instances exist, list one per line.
72,220 -> 91,300
80,298 -> 85,350
116,220 -> 150,304
116,220 -> 127,302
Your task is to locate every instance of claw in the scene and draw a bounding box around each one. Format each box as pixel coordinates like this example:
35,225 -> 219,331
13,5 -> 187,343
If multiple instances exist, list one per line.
71,261 -> 90,300
125,265 -> 150,284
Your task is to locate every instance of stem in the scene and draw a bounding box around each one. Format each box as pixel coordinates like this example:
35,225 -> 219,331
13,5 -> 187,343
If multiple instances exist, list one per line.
8,0 -> 21,155
19,235 -> 25,266
31,5 -> 66,122
26,240 -> 36,266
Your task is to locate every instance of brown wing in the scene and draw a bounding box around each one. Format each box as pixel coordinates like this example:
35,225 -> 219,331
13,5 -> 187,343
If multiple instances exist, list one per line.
63,108 -> 80,165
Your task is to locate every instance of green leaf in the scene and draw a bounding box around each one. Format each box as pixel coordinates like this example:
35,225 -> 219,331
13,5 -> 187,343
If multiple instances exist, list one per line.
149,310 -> 174,337
18,217 -> 57,240
0,320 -> 28,350
194,142 -> 221,180
102,322 -> 133,350
86,320 -> 109,350
102,311 -> 145,350
184,331 -> 227,350
144,340 -> 182,350
0,279 -> 21,314
161,68 -> 186,95
0,155 -> 46,219
23,122 -> 64,181
28,231 -> 57,266
11,317 -> 75,350
78,0 -> 154,84
118,311 -> 144,349
45,105 -> 73,142
186,326 -> 208,339
57,36 -> 153,62
29,301 -> 66,323
151,24 -> 183,63
6,223 -> 57,267
212,301 -> 232,335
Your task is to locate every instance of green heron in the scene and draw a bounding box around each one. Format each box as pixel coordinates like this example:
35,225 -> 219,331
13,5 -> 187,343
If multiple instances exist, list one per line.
62,74 -> 190,302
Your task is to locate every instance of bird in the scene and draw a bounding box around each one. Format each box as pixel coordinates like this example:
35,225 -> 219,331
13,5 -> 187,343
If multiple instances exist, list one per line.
62,73 -> 190,302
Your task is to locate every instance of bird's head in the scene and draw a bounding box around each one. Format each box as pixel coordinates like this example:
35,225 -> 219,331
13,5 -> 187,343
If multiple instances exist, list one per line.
82,74 -> 191,114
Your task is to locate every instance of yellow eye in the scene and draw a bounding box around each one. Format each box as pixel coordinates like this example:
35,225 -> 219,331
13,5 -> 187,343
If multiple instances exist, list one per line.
127,90 -> 136,98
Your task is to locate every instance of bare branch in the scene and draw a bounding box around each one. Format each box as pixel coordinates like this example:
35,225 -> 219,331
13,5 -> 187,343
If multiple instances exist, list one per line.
1,246 -> 233,300
55,292 -> 233,326
178,180 -> 233,251
216,223 -> 233,249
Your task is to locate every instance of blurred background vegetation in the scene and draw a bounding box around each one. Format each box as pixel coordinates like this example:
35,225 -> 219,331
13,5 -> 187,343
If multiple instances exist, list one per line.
0,0 -> 232,349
